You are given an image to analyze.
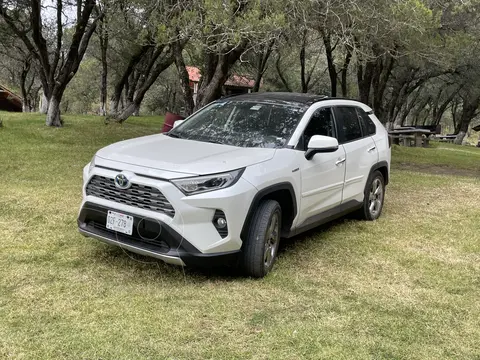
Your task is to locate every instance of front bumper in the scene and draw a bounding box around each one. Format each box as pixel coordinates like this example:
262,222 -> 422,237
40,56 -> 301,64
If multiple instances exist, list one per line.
78,203 -> 241,267
79,164 -> 258,267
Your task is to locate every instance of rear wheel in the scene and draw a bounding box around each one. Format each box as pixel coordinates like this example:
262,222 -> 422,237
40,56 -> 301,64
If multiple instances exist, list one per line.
241,200 -> 282,278
359,170 -> 385,221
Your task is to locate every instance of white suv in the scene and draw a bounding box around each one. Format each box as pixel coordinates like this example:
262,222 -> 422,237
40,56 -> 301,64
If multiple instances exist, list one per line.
78,93 -> 391,277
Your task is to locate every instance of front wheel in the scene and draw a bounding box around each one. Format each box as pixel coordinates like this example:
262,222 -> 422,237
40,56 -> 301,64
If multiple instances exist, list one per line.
359,170 -> 385,221
241,200 -> 282,278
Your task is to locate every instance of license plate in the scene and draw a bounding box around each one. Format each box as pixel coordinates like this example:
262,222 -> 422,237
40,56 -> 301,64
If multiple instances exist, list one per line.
106,210 -> 134,235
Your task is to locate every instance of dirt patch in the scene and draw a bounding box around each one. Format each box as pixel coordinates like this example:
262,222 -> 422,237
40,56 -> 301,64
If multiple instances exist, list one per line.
395,163 -> 480,178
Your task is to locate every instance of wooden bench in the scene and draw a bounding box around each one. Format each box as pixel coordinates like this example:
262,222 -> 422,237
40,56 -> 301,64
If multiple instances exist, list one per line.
435,135 -> 456,143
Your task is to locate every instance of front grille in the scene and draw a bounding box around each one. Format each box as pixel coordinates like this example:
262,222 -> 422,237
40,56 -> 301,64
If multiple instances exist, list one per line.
86,175 -> 175,217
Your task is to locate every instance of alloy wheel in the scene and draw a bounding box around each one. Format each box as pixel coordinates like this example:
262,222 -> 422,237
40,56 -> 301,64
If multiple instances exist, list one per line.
264,212 -> 280,269
368,178 -> 383,218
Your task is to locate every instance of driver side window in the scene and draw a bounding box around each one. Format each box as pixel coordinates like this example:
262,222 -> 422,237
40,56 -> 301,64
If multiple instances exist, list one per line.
298,107 -> 336,151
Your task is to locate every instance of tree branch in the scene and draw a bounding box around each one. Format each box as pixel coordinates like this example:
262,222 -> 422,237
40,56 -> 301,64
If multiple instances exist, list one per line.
51,0 -> 63,78
31,0 -> 51,78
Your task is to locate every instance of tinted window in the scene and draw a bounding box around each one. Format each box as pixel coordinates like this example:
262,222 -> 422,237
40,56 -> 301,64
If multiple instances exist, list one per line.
170,101 -> 307,148
299,108 -> 336,150
356,108 -> 376,135
335,107 -> 363,143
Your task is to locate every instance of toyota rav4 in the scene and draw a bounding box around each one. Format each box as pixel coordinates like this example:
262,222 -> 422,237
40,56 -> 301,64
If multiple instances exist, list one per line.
78,93 -> 391,277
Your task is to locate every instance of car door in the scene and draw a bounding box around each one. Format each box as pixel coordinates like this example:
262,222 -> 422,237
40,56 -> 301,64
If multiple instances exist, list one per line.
334,106 -> 379,204
296,107 -> 347,225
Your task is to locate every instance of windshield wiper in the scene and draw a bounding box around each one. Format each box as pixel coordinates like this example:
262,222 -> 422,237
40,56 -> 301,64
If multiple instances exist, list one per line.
167,132 -> 183,139
205,139 -> 224,145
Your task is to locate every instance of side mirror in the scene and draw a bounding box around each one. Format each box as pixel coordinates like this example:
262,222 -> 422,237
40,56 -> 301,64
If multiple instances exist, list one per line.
305,135 -> 339,160
173,120 -> 185,129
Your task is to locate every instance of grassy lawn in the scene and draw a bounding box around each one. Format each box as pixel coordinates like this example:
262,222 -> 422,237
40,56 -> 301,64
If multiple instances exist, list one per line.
392,141 -> 480,174
1,112 -> 479,359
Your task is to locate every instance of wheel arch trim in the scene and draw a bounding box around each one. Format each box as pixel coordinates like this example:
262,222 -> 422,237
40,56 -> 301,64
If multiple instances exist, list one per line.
369,161 -> 389,185
240,182 -> 298,241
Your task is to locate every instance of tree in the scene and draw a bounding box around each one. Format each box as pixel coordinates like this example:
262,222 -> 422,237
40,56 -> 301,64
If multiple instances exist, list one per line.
0,0 -> 103,126
186,0 -> 285,111
105,0 -> 193,122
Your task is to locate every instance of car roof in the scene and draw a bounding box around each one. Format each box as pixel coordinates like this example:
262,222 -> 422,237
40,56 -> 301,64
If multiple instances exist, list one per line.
220,92 -> 330,106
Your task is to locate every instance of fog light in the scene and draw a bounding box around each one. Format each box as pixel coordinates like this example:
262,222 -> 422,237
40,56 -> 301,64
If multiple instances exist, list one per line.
216,217 -> 227,228
212,210 -> 228,238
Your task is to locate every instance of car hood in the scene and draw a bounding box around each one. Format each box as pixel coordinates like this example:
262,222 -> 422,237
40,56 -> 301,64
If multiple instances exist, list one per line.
96,134 -> 276,176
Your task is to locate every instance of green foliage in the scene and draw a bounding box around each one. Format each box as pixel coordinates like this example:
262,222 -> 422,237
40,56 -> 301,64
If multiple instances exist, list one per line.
141,66 -> 186,115
62,58 -> 101,114
195,0 -> 286,51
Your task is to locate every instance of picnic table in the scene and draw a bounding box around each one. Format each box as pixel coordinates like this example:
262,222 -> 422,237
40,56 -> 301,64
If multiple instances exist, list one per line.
388,129 -> 433,148
435,135 -> 457,143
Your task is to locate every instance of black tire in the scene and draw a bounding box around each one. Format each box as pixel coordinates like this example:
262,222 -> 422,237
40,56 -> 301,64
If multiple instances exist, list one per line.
359,170 -> 385,221
241,200 -> 282,278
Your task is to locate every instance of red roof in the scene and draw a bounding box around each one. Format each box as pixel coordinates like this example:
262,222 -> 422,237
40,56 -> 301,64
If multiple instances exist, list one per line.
225,74 -> 255,88
186,66 -> 256,89
0,84 -> 22,112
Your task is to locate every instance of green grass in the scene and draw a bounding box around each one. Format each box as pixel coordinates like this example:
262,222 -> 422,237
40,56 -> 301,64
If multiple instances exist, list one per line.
1,112 -> 479,359
392,142 -> 480,173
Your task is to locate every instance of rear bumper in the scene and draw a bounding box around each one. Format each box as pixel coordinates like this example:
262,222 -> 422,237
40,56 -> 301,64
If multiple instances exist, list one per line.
78,203 -> 240,267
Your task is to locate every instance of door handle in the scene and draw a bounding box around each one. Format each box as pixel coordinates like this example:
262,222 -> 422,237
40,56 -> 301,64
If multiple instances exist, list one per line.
335,158 -> 346,166
367,146 -> 376,153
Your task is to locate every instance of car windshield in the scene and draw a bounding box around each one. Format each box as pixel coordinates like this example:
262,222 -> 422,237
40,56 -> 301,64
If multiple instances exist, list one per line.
169,100 -> 307,148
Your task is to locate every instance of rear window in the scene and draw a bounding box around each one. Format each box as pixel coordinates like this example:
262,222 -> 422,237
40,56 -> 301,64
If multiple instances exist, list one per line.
334,107 -> 363,143
356,108 -> 376,135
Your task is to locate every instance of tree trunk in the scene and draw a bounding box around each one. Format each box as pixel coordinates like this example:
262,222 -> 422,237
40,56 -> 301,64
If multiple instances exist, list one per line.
372,55 -> 395,122
194,42 -> 247,111
40,92 -> 49,114
112,101 -> 139,122
387,80 -> 406,124
275,54 -> 292,92
99,17 -> 108,116
454,95 -> 480,144
111,45 -> 177,122
108,45 -> 152,116
397,89 -> 421,126
434,92 -> 457,125
357,61 -> 375,105
341,46 -> 352,97
20,57 -> 31,113
252,61 -> 263,93
300,30 -> 308,93
451,99 -> 459,131
321,30 -> 337,97
133,105 -> 140,116
253,39 -> 274,92
110,90 -> 121,115
46,96 -> 62,127
174,41 -> 195,116
412,96 -> 431,125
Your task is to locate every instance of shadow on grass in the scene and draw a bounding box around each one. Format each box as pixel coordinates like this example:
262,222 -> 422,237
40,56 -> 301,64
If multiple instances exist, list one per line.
86,215 -> 355,281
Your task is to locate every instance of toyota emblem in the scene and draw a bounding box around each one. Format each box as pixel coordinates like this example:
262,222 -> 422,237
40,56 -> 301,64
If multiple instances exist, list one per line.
114,173 -> 131,189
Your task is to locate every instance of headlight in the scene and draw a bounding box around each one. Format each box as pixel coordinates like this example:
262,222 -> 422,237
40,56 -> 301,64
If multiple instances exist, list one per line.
88,155 -> 96,173
172,169 -> 244,195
